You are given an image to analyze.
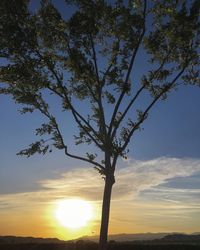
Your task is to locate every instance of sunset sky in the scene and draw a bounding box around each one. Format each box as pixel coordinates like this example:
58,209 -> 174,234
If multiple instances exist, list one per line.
1,0 -> 200,241
1,84 -> 200,240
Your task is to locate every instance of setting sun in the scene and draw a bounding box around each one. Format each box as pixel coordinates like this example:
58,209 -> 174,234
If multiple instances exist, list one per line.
55,199 -> 93,229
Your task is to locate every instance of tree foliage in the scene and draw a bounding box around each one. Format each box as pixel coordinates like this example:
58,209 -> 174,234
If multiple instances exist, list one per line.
0,0 -> 199,173
1,1 -> 199,249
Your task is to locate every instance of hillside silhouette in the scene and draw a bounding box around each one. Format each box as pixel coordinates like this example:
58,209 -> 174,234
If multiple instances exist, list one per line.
1,234 -> 200,250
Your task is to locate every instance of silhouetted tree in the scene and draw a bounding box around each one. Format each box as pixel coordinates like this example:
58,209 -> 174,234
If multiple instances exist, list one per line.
0,1 -> 199,250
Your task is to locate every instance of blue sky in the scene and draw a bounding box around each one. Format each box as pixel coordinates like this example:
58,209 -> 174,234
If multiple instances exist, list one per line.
1,84 -> 200,195
0,0 -> 200,238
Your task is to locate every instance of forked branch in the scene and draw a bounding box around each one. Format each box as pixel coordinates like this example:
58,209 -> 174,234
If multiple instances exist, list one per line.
108,0 -> 147,137
120,64 -> 189,154
49,114 -> 105,170
35,50 -> 103,148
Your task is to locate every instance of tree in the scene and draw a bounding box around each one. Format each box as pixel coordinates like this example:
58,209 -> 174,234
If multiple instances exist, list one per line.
0,0 -> 199,249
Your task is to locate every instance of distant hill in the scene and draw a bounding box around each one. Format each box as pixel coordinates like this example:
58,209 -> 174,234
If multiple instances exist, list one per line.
163,234 -> 200,241
0,236 -> 65,244
1,233 -> 200,244
80,233 -> 200,242
80,233 -> 171,242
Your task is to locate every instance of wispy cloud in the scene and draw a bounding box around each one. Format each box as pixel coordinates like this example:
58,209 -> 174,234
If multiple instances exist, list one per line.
1,157 -> 200,235
0,157 -> 199,211
113,157 -> 200,199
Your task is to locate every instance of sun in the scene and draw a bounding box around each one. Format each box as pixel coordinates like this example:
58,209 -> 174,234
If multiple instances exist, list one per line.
55,199 -> 93,229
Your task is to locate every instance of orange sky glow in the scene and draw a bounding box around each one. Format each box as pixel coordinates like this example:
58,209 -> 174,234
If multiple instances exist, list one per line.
1,157 -> 200,240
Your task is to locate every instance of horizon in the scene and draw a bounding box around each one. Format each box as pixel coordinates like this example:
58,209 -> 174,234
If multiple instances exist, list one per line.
1,231 -> 200,238
1,231 -> 200,244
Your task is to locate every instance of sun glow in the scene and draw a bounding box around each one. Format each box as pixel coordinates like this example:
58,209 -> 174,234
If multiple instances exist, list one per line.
55,199 -> 93,229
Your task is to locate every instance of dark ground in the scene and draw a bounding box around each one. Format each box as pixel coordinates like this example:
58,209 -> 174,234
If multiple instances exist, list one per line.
0,241 -> 200,250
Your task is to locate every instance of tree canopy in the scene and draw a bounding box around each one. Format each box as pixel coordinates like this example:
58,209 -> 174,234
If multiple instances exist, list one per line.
1,0 -> 199,173
1,1 -> 199,249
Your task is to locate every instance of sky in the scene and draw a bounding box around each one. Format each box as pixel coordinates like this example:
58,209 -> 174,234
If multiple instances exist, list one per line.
0,0 -> 200,241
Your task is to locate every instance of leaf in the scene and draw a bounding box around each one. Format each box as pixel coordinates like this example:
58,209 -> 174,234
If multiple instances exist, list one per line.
17,140 -> 49,157
104,91 -> 116,104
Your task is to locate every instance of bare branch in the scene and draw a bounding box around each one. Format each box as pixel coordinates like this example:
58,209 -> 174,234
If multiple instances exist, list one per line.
49,114 -> 105,170
64,146 -> 105,170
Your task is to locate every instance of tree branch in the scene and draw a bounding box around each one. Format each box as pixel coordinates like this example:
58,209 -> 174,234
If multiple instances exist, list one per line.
120,64 -> 188,153
48,113 -> 105,170
64,146 -> 105,170
108,0 -> 147,137
110,47 -> 173,141
102,63 -> 113,85
35,50 -> 103,148
90,33 -> 100,84
89,34 -> 107,141
111,85 -> 145,140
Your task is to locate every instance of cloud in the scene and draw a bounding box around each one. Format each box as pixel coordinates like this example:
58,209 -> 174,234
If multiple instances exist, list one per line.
113,157 -> 200,199
40,168 -> 104,201
0,157 -> 200,211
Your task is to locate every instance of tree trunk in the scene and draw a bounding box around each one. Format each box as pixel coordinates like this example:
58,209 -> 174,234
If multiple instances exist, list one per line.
99,174 -> 115,250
